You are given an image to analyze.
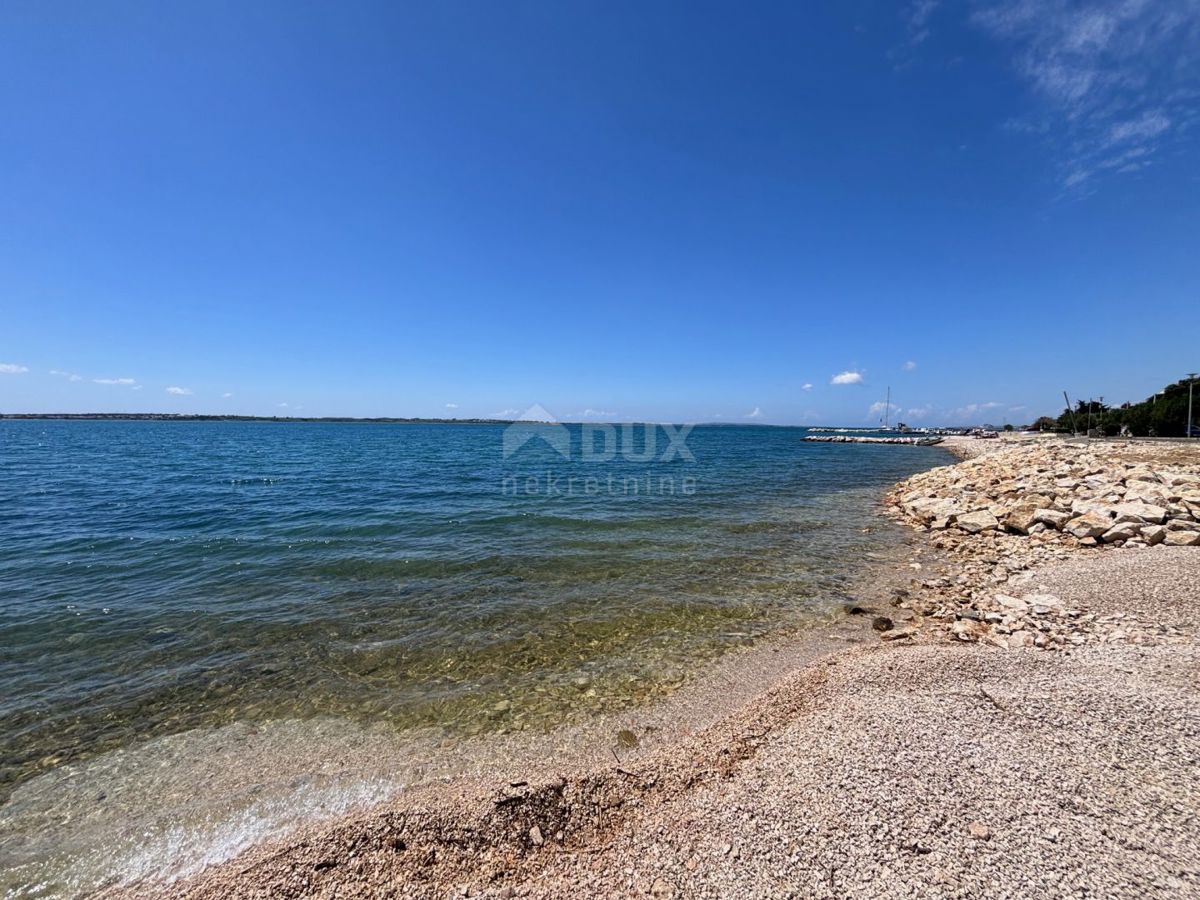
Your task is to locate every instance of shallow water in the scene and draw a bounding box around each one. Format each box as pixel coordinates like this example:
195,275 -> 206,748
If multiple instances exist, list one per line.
0,420 -> 947,896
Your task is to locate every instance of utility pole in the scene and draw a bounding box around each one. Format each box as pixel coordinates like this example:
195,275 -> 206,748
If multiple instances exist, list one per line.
1189,373 -> 1197,439
1063,391 -> 1077,435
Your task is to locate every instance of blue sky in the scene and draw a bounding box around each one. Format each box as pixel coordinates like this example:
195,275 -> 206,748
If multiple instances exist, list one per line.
1,1 -> 1197,425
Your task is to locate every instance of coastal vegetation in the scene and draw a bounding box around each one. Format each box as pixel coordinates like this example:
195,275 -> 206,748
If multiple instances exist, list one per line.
1054,375 -> 1198,437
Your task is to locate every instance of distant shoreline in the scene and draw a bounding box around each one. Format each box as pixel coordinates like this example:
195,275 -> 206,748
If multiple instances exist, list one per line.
2,414 -> 804,427
0,413 -> 518,424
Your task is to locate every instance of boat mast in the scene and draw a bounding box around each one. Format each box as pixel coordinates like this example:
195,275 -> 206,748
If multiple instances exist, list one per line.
884,385 -> 891,429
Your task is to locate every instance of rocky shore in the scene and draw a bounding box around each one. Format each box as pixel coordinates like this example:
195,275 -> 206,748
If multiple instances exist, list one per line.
882,436 -> 1200,652
108,437 -> 1200,900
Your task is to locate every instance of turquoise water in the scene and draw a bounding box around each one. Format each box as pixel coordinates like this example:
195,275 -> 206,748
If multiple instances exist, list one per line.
0,421 -> 947,801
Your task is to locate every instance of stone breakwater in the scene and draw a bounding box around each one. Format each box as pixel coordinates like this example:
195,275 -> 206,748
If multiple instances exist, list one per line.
801,435 -> 944,446
883,439 -> 1200,651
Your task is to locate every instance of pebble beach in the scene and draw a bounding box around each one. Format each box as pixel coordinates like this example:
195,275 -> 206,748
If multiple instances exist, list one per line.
104,434 -> 1200,899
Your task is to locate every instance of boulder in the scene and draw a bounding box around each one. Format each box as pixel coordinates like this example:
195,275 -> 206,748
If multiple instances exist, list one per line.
1007,630 -> 1034,649
1124,482 -> 1173,504
1002,505 -> 1039,535
1101,522 -> 1141,544
1033,508 -> 1071,530
957,510 -> 1000,534
1112,501 -> 1168,525
908,497 -> 960,524
1065,512 -> 1112,539
1125,468 -> 1160,483
995,594 -> 1029,613
1167,505 -> 1196,523
1141,524 -> 1167,545
1071,499 -> 1114,518
951,618 -> 988,641
1023,593 -> 1062,608
1164,531 -> 1200,546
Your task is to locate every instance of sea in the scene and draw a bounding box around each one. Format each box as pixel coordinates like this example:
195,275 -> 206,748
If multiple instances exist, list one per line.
0,420 -> 950,897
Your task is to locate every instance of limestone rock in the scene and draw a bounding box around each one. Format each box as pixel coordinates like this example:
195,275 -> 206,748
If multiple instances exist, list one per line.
1002,505 -> 1039,535
1033,508 -> 1071,530
995,594 -> 1029,613
1112,501 -> 1168,524
957,510 -> 999,534
950,618 -> 988,641
1071,499 -> 1114,518
1141,525 -> 1167,545
1101,522 -> 1141,543
1065,511 -> 1112,539
908,497 -> 960,524
1007,630 -> 1034,649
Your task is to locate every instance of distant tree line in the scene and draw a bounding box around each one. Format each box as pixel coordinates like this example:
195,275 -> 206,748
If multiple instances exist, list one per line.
1041,376 -> 1198,437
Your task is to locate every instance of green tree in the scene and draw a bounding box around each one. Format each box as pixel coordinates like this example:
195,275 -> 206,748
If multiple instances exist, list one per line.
1055,377 -> 1197,437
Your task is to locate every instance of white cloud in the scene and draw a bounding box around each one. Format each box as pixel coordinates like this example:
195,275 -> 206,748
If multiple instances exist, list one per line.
445,402 -> 459,409
950,401 -> 1005,422
0,363 -> 29,374
903,360 -> 918,371
831,370 -> 864,385
905,405 -> 933,421
493,408 -> 520,418
1108,110 -> 1171,146
49,369 -> 83,381
969,0 -> 1200,191
93,377 -> 137,386
801,383 -> 814,391
745,407 -> 764,419
906,0 -> 940,45
581,409 -> 615,418
278,402 -> 289,408
166,386 -> 192,396
222,392 -> 233,398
